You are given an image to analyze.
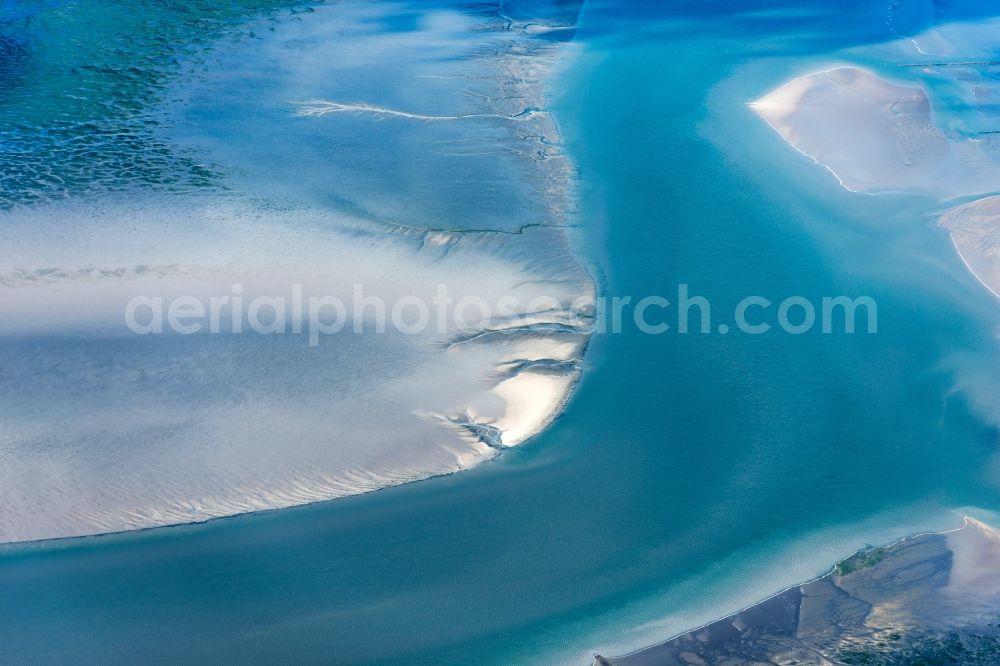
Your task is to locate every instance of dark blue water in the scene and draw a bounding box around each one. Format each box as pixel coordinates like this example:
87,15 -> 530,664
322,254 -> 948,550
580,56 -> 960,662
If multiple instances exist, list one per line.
3,0 -> 1000,663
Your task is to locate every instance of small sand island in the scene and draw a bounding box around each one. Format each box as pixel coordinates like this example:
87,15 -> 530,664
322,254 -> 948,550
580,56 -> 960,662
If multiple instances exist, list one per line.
750,67 -> 1000,197
596,517 -> 1000,665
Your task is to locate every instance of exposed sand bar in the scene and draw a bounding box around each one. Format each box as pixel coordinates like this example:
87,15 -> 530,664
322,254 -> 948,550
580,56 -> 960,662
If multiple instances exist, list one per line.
751,67 -> 1000,197
940,197 -> 1000,299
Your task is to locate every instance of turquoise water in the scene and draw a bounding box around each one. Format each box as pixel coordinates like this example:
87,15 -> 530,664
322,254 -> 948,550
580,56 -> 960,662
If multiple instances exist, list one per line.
4,0 -> 1000,663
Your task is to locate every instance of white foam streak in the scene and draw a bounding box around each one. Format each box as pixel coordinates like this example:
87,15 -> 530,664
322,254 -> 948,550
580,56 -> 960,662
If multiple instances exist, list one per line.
294,100 -> 540,122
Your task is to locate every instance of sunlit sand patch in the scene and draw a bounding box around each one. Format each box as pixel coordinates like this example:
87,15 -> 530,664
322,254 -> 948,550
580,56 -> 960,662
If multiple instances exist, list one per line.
751,66 -> 1000,197
939,196 -> 1000,299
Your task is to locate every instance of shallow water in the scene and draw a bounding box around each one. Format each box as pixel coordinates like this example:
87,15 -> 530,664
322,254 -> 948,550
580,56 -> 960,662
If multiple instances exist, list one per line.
3,0 -> 1000,664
